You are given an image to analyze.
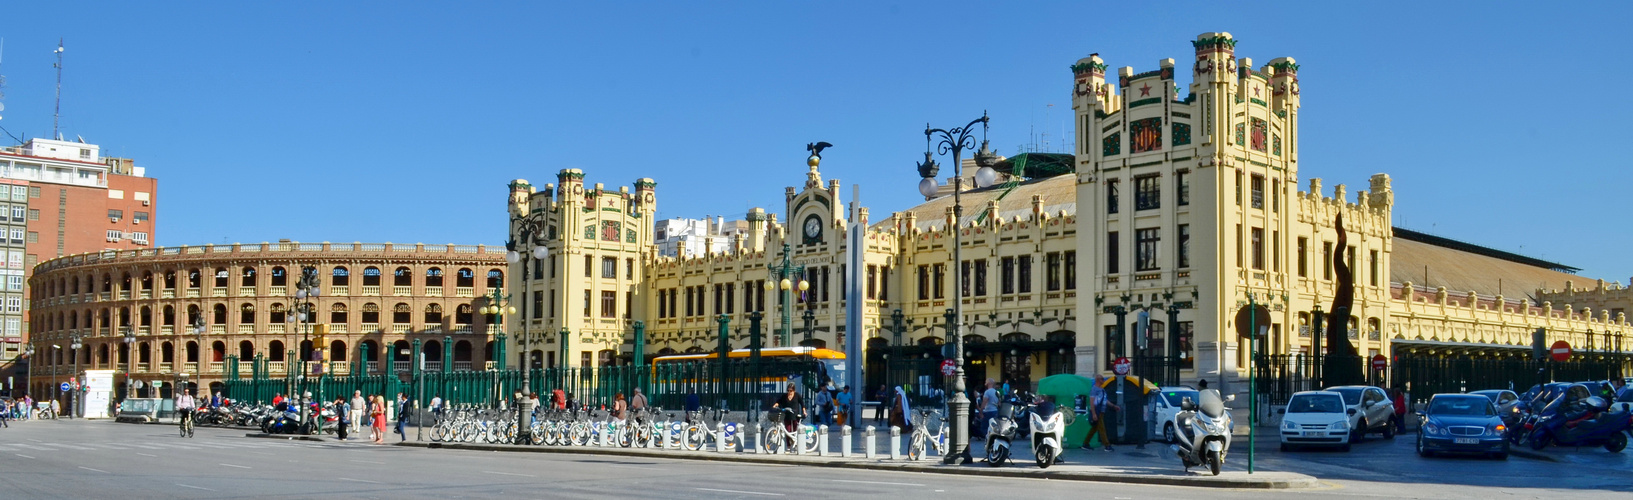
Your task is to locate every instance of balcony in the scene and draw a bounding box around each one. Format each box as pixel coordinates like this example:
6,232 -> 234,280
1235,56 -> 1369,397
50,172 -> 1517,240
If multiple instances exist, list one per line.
425,361 -> 443,371
99,292 -> 111,301
392,325 -> 411,334
211,289 -> 226,298
454,325 -> 473,334
162,289 -> 175,299
238,288 -> 255,297
186,289 -> 200,298
238,325 -> 255,334
424,326 -> 443,335
393,361 -> 410,372
269,361 -> 285,373
362,286 -> 380,296
330,324 -> 349,334
331,286 -> 348,296
1368,330 -> 1381,341
453,361 -> 472,371
119,290 -> 131,300
366,361 -> 379,374
393,286 -> 411,296
270,324 -> 286,334
238,361 -> 253,373
140,290 -> 152,299
456,287 -> 474,298
426,288 -> 443,297
270,286 -> 287,296
361,323 -> 381,333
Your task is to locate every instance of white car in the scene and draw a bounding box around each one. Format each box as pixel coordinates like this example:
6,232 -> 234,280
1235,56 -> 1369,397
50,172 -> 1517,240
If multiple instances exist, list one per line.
1325,385 -> 1396,441
1150,387 -> 1200,443
1279,391 -> 1352,452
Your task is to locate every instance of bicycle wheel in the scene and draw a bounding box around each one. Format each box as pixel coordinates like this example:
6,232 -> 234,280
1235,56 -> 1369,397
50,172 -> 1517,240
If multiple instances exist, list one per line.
762,427 -> 785,454
683,425 -> 705,451
617,425 -> 633,448
571,424 -> 590,446
909,433 -> 926,460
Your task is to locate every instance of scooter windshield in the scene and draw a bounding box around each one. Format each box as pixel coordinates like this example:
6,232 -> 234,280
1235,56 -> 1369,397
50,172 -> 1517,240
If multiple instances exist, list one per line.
1198,389 -> 1226,418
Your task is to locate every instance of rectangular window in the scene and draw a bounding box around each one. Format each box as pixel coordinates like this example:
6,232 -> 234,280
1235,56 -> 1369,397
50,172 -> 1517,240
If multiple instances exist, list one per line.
584,290 -> 593,317
974,259 -> 988,296
625,291 -> 633,318
1178,224 -> 1190,268
601,257 -> 616,279
1176,170 -> 1190,206
1297,237 -> 1308,277
1104,325 -> 1122,367
549,256 -> 556,278
29,186 -> 40,198
549,290 -> 556,317
961,261 -> 971,297
1136,228 -> 1160,271
1347,246 -> 1356,277
932,264 -> 945,299
7,275 -> 21,291
131,232 -> 149,245
1272,180 -> 1281,212
658,289 -> 667,318
626,258 -> 634,280
1250,174 -> 1264,209
1323,241 -> 1334,280
1369,250 -> 1379,287
584,255 -> 593,278
880,267 -> 889,301
725,283 -> 735,314
756,280 -> 766,311
669,288 -> 678,317
1272,230 -> 1280,273
867,265 -> 877,300
8,229 -> 21,243
601,290 -> 616,318
25,231 -> 36,243
1134,175 -> 1161,211
6,297 -> 19,313
1064,251 -> 1076,289
1235,171 -> 1243,206
713,284 -> 723,316
533,290 -> 544,319
1046,252 -> 1061,291
533,257 -> 544,280
1106,180 -> 1120,214
1235,224 -> 1243,268
106,229 -> 123,241
1107,232 -> 1120,274
23,208 -> 34,221
1017,255 -> 1032,293
917,265 -> 929,300
1000,257 -> 1015,294
1251,227 -> 1264,270
1177,321 -> 1195,369
108,209 -> 123,220
135,211 -> 150,223
684,287 -> 694,316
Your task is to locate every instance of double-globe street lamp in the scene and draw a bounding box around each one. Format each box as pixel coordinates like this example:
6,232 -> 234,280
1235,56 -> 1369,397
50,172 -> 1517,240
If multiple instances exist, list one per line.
914,111 -> 999,464
122,326 -> 136,401
69,333 -> 82,418
291,267 -> 322,430
769,247 -> 808,347
479,290 -> 517,404
506,209 -> 551,444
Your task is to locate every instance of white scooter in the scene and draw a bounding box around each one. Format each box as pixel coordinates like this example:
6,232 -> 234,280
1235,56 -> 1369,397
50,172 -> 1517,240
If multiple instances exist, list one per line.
1028,395 -> 1067,468
985,394 -> 1022,467
1169,389 -> 1234,476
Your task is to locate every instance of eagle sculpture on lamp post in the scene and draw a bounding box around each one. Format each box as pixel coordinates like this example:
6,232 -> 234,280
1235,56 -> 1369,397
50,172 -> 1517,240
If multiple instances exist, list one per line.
806,142 -> 833,160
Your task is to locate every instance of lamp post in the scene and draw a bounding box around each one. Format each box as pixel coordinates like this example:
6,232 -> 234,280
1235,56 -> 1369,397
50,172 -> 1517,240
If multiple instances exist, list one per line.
506,208 -> 551,445
801,308 -> 816,346
122,327 -> 136,401
479,290 -> 516,405
916,111 -> 994,464
295,267 -> 321,430
70,334 -> 82,419
770,244 -> 808,347
22,343 -> 34,403
191,315 -> 206,396
51,344 -> 61,413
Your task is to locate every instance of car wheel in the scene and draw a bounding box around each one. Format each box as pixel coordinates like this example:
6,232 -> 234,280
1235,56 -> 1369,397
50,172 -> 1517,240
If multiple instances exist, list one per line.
1415,436 -> 1429,457
1340,443 -> 1352,453
1353,419 -> 1367,442
1383,422 -> 1396,439
1164,423 -> 1176,443
1280,443 -> 1290,452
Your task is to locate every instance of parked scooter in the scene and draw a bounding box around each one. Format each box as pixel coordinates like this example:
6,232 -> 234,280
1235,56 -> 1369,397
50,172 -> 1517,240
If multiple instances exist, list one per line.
1028,393 -> 1066,468
985,393 -> 1024,466
1527,396 -> 1631,452
1170,389 -> 1234,476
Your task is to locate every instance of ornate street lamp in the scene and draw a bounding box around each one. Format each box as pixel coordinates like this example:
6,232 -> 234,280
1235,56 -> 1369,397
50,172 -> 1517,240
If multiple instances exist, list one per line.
122,327 -> 136,400
771,251 -> 809,347
506,207 -> 551,444
70,334 -> 82,419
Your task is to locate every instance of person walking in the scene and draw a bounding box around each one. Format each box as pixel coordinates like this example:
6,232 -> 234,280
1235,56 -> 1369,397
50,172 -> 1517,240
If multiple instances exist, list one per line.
395,393 -> 410,441
835,386 -> 852,427
1390,387 -> 1407,433
49,398 -> 60,420
22,395 -> 33,420
333,398 -> 350,442
874,385 -> 889,425
891,385 -> 912,432
370,395 -> 387,444
350,391 -> 366,439
611,393 -> 627,421
979,378 -> 1000,438
1081,374 -> 1117,452
175,389 -> 196,435
630,387 -> 648,417
812,386 -> 833,427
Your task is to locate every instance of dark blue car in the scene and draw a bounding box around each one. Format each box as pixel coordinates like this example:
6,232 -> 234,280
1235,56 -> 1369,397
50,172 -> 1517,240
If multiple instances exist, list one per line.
1416,394 -> 1509,460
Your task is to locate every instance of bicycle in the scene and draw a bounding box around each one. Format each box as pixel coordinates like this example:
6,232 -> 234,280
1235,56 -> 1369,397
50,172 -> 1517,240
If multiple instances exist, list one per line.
179,409 -> 195,438
762,408 -> 804,454
681,408 -> 713,451
907,409 -> 947,461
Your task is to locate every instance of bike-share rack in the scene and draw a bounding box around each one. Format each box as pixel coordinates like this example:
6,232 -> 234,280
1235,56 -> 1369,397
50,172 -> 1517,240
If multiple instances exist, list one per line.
888,426 -> 902,460
719,421 -> 737,453
840,425 -> 852,458
864,426 -> 877,458
817,425 -> 829,456
748,422 -> 762,454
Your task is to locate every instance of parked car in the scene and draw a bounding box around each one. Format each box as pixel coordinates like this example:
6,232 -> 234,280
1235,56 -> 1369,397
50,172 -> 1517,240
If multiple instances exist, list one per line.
1614,387 -> 1633,415
1470,389 -> 1522,427
1416,393 -> 1509,459
1325,385 -> 1396,440
1279,391 -> 1352,452
1152,387 -> 1199,443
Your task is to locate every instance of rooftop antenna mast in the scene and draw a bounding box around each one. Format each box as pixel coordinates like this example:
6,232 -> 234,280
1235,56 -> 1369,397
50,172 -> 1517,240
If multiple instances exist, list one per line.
53,39 -> 64,140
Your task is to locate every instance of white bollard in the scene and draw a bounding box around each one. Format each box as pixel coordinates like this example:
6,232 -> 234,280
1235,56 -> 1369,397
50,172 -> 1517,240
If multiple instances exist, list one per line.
864,426 -> 876,459
794,425 -> 807,455
818,425 -> 829,456
840,425 -> 852,458
889,426 -> 902,460
749,422 -> 761,454
717,422 -> 734,454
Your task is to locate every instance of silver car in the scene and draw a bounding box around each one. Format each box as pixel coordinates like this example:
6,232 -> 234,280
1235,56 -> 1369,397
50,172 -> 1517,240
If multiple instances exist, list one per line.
1324,385 -> 1396,441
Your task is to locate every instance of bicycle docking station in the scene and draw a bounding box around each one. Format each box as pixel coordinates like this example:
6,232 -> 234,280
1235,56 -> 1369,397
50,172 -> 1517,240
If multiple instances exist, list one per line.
817,425 -> 829,456
840,425 -> 852,458
718,422 -> 736,453
749,422 -> 762,454
889,426 -> 902,460
864,426 -> 877,459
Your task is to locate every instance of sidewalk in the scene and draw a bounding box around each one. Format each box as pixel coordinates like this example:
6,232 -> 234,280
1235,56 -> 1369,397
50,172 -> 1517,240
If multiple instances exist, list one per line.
304,419 -> 1321,489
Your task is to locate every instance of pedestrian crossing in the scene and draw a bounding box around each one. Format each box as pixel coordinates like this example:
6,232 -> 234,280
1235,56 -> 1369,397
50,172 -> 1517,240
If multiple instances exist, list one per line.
0,439 -> 306,452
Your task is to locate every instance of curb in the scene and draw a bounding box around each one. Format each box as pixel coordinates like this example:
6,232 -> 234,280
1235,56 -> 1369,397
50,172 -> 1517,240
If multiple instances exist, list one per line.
394,442 -> 1320,489
244,432 -> 330,443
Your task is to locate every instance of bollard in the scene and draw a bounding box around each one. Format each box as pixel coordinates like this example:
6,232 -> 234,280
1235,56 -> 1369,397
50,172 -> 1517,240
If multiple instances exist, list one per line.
749,422 -> 761,454
840,425 -> 852,458
864,426 -> 877,459
719,421 -> 737,454
794,425 -> 808,455
889,426 -> 901,460
817,425 -> 829,456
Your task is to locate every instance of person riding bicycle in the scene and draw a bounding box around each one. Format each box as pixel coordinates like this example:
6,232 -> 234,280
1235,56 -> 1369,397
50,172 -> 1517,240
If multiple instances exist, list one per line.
770,384 -> 805,447
175,389 -> 197,433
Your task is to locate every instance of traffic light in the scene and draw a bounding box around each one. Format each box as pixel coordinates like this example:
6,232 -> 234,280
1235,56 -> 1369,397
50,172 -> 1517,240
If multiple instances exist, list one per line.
1532,328 -> 1547,361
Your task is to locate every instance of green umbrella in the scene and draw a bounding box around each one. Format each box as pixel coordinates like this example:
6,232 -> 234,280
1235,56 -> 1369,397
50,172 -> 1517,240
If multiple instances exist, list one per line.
1037,374 -> 1096,447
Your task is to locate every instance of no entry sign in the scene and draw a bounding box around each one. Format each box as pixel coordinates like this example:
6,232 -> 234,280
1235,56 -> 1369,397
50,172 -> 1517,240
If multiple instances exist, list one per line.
1112,357 -> 1132,376
940,359 -> 956,376
1549,340 -> 1572,362
1371,354 -> 1387,371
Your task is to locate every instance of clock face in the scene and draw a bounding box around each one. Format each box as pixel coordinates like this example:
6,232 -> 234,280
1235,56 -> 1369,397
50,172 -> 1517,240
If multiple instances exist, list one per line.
804,216 -> 822,238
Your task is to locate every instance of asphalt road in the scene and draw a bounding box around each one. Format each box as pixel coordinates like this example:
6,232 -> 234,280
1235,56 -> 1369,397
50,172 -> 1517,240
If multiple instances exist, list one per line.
0,419 -> 1626,499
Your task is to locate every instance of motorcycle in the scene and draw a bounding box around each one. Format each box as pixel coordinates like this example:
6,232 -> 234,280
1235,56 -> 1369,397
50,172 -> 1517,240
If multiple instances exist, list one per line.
1028,394 -> 1067,469
260,405 -> 301,434
1528,396 -> 1631,452
1170,389 -> 1234,476
985,393 -> 1023,467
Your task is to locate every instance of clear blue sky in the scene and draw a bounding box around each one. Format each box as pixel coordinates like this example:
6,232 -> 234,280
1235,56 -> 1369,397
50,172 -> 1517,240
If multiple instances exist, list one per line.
1,1 -> 1628,283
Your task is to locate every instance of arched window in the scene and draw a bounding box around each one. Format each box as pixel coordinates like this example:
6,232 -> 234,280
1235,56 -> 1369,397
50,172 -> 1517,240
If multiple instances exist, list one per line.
163,305 -> 175,326
269,340 -> 286,361
241,266 -> 257,287
392,340 -> 411,362
363,267 -> 382,286
270,266 -> 287,286
139,306 -> 152,326
214,267 -> 228,288
424,303 -> 443,324
425,267 -> 444,287
186,305 -> 201,326
456,268 -> 474,288
161,341 -> 174,363
186,341 -> 199,363
330,340 -> 347,362
187,268 -> 200,289
300,339 -> 314,361
212,341 -> 226,362
424,340 -> 443,361
118,343 -> 130,364
454,341 -> 473,362
69,310 -> 79,329
119,306 -> 131,327
102,273 -> 113,292
332,266 -> 349,286
98,344 -> 110,365
240,303 -> 255,325
362,303 -> 380,324
138,342 -> 151,364
71,275 -> 80,294
141,271 -> 154,291
100,308 -> 111,329
213,304 -> 228,325
393,303 -> 411,324
331,303 -> 348,324
361,340 -> 380,362
487,269 -> 503,289
394,267 -> 412,287
122,272 -> 133,292
269,303 -> 286,324
163,271 -> 175,290
238,340 -> 254,359
455,304 -> 473,325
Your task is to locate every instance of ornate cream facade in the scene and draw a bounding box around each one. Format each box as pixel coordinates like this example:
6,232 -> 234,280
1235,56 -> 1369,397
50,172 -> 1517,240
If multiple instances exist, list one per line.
26,242 -> 508,398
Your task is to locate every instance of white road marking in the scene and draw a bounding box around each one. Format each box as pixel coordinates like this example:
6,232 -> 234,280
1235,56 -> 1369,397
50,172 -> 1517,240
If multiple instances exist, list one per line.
51,443 -> 93,450
137,453 -> 158,458
218,463 -> 251,469
339,477 -> 382,484
93,443 -> 130,449
15,454 -> 35,459
609,464 -> 661,470
482,470 -> 535,477
832,479 -> 926,487
27,438 -> 42,442
695,488 -> 784,496
79,466 -> 110,474
348,459 -> 385,465
176,484 -> 214,491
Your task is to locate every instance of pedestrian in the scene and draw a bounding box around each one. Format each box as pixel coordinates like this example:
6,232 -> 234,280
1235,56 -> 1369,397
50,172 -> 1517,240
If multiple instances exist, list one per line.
23,394 -> 33,420
1197,378 -> 1208,390
334,398 -> 350,442
272,392 -> 285,408
430,395 -> 444,419
350,390 -> 366,439
979,378 -> 1000,438
891,385 -> 911,432
835,386 -> 852,427
812,386 -> 832,427
395,393 -> 410,440
630,387 -> 648,417
874,385 -> 889,425
370,395 -> 387,444
611,393 -> 627,421
50,398 -> 60,420
1081,374 -> 1117,452
1390,387 -> 1407,433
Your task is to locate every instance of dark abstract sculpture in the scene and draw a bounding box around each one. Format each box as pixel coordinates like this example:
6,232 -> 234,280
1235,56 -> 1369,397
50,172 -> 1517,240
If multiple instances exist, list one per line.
1323,214 -> 1364,386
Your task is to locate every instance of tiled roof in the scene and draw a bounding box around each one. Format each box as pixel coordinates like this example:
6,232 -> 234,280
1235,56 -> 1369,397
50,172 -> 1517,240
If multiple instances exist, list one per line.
1390,237 -> 1582,300
878,174 -> 1076,231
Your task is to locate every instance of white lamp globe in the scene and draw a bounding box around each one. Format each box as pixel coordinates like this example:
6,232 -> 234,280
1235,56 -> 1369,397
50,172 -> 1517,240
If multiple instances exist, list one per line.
974,166 -> 999,188
918,178 -> 939,198
780,278 -> 792,290
506,306 -> 516,315
532,246 -> 550,260
505,251 -> 521,264
798,280 -> 810,292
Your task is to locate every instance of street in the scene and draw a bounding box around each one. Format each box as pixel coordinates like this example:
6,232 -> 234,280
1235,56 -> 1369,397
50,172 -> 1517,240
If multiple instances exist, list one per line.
0,419 -> 1627,499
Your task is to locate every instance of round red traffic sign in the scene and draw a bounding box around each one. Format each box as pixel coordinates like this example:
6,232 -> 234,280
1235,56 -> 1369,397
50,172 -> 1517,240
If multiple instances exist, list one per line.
1371,354 -> 1387,371
940,359 -> 956,376
1112,357 -> 1132,376
1549,340 -> 1572,362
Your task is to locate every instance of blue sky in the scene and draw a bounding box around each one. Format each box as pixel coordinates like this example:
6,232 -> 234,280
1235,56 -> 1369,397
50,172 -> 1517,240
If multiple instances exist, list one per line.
1,1 -> 1628,282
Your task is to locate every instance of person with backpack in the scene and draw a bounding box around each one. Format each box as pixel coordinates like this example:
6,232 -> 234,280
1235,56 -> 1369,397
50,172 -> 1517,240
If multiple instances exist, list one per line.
333,398 -> 351,441
812,386 -> 833,427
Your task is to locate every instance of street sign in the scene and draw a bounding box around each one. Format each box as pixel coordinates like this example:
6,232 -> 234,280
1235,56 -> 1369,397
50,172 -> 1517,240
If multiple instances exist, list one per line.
1112,357 -> 1131,376
59,382 -> 71,392
1234,305 -> 1272,339
1371,354 -> 1387,371
1549,340 -> 1572,362
939,359 -> 956,376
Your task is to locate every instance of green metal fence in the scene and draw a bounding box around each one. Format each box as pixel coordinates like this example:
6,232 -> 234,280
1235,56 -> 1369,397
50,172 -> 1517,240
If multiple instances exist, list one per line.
1391,356 -> 1618,397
